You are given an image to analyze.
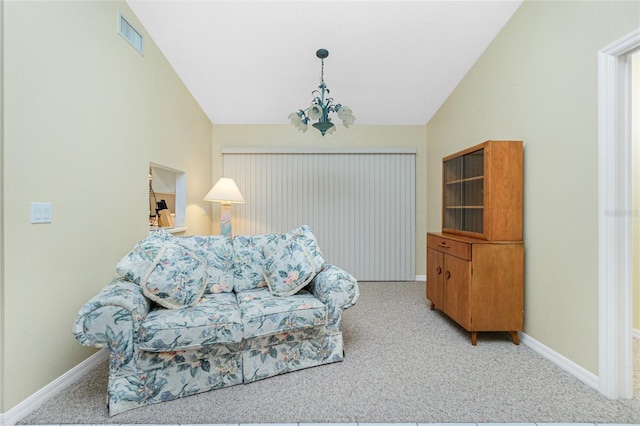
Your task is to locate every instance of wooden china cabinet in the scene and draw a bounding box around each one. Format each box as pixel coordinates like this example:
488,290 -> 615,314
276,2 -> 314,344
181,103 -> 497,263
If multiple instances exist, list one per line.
427,140 -> 524,345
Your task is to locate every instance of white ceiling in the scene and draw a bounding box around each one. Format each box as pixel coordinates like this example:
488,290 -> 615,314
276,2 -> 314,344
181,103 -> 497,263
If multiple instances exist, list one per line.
126,0 -> 523,126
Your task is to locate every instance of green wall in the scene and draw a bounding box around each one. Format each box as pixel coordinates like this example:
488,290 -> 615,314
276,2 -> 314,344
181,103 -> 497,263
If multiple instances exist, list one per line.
427,0 -> 639,374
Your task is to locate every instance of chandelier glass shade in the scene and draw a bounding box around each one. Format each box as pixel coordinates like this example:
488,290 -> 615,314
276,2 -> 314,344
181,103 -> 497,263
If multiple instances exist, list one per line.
288,49 -> 355,136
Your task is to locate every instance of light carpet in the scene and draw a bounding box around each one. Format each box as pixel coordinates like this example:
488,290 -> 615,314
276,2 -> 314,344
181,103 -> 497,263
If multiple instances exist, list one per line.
18,282 -> 640,424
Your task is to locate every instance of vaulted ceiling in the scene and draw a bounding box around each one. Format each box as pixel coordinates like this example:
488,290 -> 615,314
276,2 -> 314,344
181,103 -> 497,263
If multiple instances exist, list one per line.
127,0 -> 523,126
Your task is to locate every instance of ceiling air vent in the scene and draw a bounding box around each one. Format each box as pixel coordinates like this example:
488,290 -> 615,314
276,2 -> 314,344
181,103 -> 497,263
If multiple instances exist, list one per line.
118,11 -> 144,55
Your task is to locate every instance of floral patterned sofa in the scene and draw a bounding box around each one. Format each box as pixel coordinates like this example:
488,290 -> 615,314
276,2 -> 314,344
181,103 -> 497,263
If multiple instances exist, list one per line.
73,225 -> 359,416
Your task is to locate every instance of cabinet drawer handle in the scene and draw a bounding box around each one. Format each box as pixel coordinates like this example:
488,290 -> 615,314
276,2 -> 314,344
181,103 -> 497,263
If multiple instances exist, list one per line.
445,271 -> 451,279
438,242 -> 450,249
436,266 -> 442,275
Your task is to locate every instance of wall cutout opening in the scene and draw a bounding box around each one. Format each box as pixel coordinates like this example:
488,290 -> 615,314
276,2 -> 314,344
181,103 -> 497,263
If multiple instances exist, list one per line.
149,163 -> 186,232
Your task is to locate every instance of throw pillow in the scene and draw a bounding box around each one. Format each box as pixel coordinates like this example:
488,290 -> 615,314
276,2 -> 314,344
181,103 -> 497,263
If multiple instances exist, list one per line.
116,229 -> 175,284
116,230 -> 208,309
286,225 -> 325,273
262,236 -> 316,297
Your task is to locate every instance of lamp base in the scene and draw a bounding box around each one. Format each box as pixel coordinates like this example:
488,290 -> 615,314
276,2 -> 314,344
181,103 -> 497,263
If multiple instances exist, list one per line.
220,203 -> 232,238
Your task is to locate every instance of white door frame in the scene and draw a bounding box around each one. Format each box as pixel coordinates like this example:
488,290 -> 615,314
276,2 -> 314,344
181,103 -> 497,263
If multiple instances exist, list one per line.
598,28 -> 640,399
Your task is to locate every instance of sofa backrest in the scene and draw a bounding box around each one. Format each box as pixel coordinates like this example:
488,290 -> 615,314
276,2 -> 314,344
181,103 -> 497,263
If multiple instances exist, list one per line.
177,235 -> 235,293
120,225 -> 326,298
232,225 -> 326,293
231,233 -> 277,293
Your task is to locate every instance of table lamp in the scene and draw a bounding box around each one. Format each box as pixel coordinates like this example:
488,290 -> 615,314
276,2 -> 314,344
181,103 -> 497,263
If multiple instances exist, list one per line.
204,177 -> 245,238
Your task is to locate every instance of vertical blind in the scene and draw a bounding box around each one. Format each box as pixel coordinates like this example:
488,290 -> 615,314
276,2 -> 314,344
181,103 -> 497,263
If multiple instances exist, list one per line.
223,147 -> 416,281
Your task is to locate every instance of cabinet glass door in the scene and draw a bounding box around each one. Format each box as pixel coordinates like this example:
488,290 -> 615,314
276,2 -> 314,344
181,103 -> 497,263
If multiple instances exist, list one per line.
443,148 -> 484,234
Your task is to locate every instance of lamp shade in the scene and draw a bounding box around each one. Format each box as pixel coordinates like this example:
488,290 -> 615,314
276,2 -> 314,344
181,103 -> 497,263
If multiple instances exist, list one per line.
204,178 -> 245,204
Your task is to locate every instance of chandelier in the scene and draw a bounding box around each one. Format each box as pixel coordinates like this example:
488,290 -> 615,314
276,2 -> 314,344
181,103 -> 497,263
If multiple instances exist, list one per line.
288,49 -> 355,136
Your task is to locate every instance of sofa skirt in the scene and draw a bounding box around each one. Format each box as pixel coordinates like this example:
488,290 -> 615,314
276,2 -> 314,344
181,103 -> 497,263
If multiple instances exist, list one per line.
242,332 -> 344,383
108,351 -> 243,416
106,331 -> 344,416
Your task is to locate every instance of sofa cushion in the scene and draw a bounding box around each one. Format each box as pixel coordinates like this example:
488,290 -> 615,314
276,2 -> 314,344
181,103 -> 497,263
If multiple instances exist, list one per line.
236,287 -> 327,339
232,234 -> 278,292
116,231 -> 208,310
177,235 -> 234,293
138,293 -> 244,352
262,236 -> 316,297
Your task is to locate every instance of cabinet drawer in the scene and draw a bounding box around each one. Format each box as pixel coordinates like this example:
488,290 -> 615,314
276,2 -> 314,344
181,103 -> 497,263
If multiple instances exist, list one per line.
427,235 -> 471,260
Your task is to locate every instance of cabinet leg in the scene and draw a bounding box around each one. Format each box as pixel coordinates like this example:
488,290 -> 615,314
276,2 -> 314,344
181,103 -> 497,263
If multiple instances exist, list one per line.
509,331 -> 520,345
430,302 -> 435,310
471,332 -> 477,346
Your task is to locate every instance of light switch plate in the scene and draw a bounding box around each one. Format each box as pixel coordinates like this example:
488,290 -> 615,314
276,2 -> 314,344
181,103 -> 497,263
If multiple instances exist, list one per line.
31,203 -> 52,224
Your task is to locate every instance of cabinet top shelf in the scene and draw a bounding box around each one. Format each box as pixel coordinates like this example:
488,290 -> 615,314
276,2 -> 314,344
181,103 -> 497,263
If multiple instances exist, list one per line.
440,140 -> 523,241
445,176 -> 484,185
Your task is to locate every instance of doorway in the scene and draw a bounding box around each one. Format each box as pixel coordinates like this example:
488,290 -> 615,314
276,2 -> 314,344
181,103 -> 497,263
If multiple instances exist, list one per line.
598,29 -> 640,400
632,49 -> 640,400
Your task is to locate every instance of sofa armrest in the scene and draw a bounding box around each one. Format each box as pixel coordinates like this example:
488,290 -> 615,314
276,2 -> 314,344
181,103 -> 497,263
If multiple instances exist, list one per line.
309,263 -> 359,312
73,278 -> 151,350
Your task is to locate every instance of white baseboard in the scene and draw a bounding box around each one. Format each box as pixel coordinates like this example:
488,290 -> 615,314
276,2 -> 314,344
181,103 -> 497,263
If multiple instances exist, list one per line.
519,331 -> 599,391
415,275 -> 426,281
633,328 -> 640,339
1,348 -> 108,426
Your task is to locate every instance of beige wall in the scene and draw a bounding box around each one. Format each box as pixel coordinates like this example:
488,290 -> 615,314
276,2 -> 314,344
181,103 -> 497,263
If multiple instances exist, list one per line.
212,124 -> 428,276
2,1 -> 212,412
427,0 -> 639,374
